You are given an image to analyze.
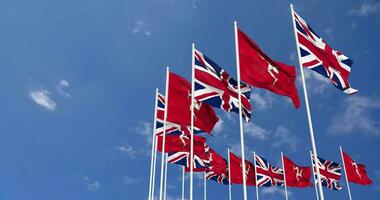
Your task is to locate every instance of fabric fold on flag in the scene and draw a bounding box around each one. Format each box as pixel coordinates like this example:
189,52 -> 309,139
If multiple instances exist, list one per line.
204,147 -> 230,185
229,152 -> 256,186
156,134 -> 206,153
293,10 -> 358,94
237,28 -> 300,108
254,154 -> 284,187
283,155 -> 312,187
167,72 -> 219,134
194,49 -> 252,122
311,154 -> 343,190
342,150 -> 373,185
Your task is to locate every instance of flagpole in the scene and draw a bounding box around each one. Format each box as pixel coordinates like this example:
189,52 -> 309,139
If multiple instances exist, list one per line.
340,146 -> 353,200
253,152 -> 259,200
310,151 -> 320,200
182,166 -> 185,200
164,153 -> 168,200
148,88 -> 158,200
228,148 -> 232,200
290,4 -> 325,200
149,88 -> 159,200
204,172 -> 207,200
234,20 -> 248,200
190,42 -> 195,200
281,152 -> 289,200
151,133 -> 158,200
159,67 -> 170,200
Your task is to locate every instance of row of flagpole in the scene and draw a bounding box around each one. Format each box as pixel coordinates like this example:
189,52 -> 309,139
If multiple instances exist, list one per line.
147,4 -> 358,200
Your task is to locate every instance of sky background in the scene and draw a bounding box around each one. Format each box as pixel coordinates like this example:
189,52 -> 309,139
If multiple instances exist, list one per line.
1,0 -> 380,199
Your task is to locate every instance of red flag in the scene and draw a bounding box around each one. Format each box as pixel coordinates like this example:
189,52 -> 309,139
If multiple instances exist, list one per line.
157,134 -> 206,154
167,72 -> 219,133
237,29 -> 300,108
229,152 -> 256,186
283,155 -> 312,187
342,150 -> 373,185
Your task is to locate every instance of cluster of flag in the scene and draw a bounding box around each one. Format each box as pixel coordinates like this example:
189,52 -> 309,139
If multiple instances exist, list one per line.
148,5 -> 370,200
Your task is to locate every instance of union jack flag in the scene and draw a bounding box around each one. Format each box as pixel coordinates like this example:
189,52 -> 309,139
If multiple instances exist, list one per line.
194,49 -> 252,122
156,93 -> 201,136
293,10 -> 358,94
311,154 -> 343,190
167,146 -> 208,170
206,165 -> 229,185
254,154 -> 284,187
204,147 -> 229,185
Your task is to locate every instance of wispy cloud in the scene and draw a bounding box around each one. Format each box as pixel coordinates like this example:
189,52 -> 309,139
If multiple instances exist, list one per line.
250,91 -> 275,111
56,79 -> 71,97
261,187 -> 291,198
328,96 -> 380,135
244,122 -> 270,140
29,89 -> 57,111
213,119 -> 224,135
300,69 -> 331,94
272,126 -> 298,152
349,1 -> 380,16
123,176 -> 140,185
115,144 -> 137,158
136,121 -> 153,143
132,19 -> 152,37
83,176 -> 100,191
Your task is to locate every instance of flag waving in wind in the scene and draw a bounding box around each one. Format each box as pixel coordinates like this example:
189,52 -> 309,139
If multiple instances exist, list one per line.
311,154 -> 343,190
342,150 -> 373,185
254,154 -> 285,187
205,147 -> 230,185
283,155 -> 312,187
229,152 -> 256,186
194,49 -> 252,122
293,9 -> 358,94
237,28 -> 300,108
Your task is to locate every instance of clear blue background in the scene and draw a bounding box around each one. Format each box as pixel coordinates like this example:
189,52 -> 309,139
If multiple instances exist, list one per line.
0,0 -> 379,199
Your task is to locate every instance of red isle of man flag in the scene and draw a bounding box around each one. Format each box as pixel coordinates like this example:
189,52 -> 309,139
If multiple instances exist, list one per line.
342,150 -> 373,185
283,155 -> 312,187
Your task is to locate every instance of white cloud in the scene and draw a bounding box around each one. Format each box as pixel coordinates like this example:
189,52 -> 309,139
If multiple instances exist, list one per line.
328,96 -> 380,135
261,187 -> 291,197
213,119 -> 223,135
132,19 -> 152,37
56,79 -> 71,97
350,1 -> 380,16
250,92 -> 275,111
300,69 -> 331,94
29,89 -> 57,111
136,121 -> 153,143
115,144 -> 137,158
272,126 -> 298,152
324,28 -> 333,39
83,176 -> 100,191
244,122 -> 270,140
123,176 -> 139,185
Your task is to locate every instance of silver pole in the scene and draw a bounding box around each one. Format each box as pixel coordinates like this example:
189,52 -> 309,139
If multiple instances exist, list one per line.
281,152 -> 289,200
149,89 -> 159,200
310,151 -> 320,200
190,43 -> 195,200
340,146 -> 353,200
228,148 -> 232,200
253,152 -> 259,200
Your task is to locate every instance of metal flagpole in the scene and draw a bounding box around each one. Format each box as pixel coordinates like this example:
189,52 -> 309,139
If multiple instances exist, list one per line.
182,166 -> 185,200
281,152 -> 289,200
151,133 -> 158,200
310,151 -> 320,200
228,148 -> 232,200
149,88 -> 159,200
253,152 -> 259,200
290,4 -> 325,200
233,20 -> 248,200
190,43 -> 195,200
164,153 -> 168,200
204,172 -> 207,200
159,67 -> 170,200
340,146 -> 353,200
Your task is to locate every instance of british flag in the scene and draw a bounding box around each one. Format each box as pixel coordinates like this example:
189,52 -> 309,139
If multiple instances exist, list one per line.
204,147 -> 229,185
206,165 -> 229,185
156,92 -> 201,136
254,154 -> 284,187
293,10 -> 358,94
311,154 -> 343,190
167,145 -> 209,170
194,49 -> 252,122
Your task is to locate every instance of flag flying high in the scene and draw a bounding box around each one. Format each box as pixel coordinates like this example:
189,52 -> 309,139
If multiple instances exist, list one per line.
167,72 -> 219,134
283,155 -> 312,187
311,154 -> 343,190
342,150 -> 373,185
194,49 -> 252,122
205,147 -> 230,185
155,93 -> 183,136
293,10 -> 358,94
254,154 -> 284,187
237,28 -> 300,108
156,134 -> 206,153
229,152 -> 256,186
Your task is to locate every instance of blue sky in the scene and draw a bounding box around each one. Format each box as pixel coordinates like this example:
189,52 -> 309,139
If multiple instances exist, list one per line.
1,0 -> 380,199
